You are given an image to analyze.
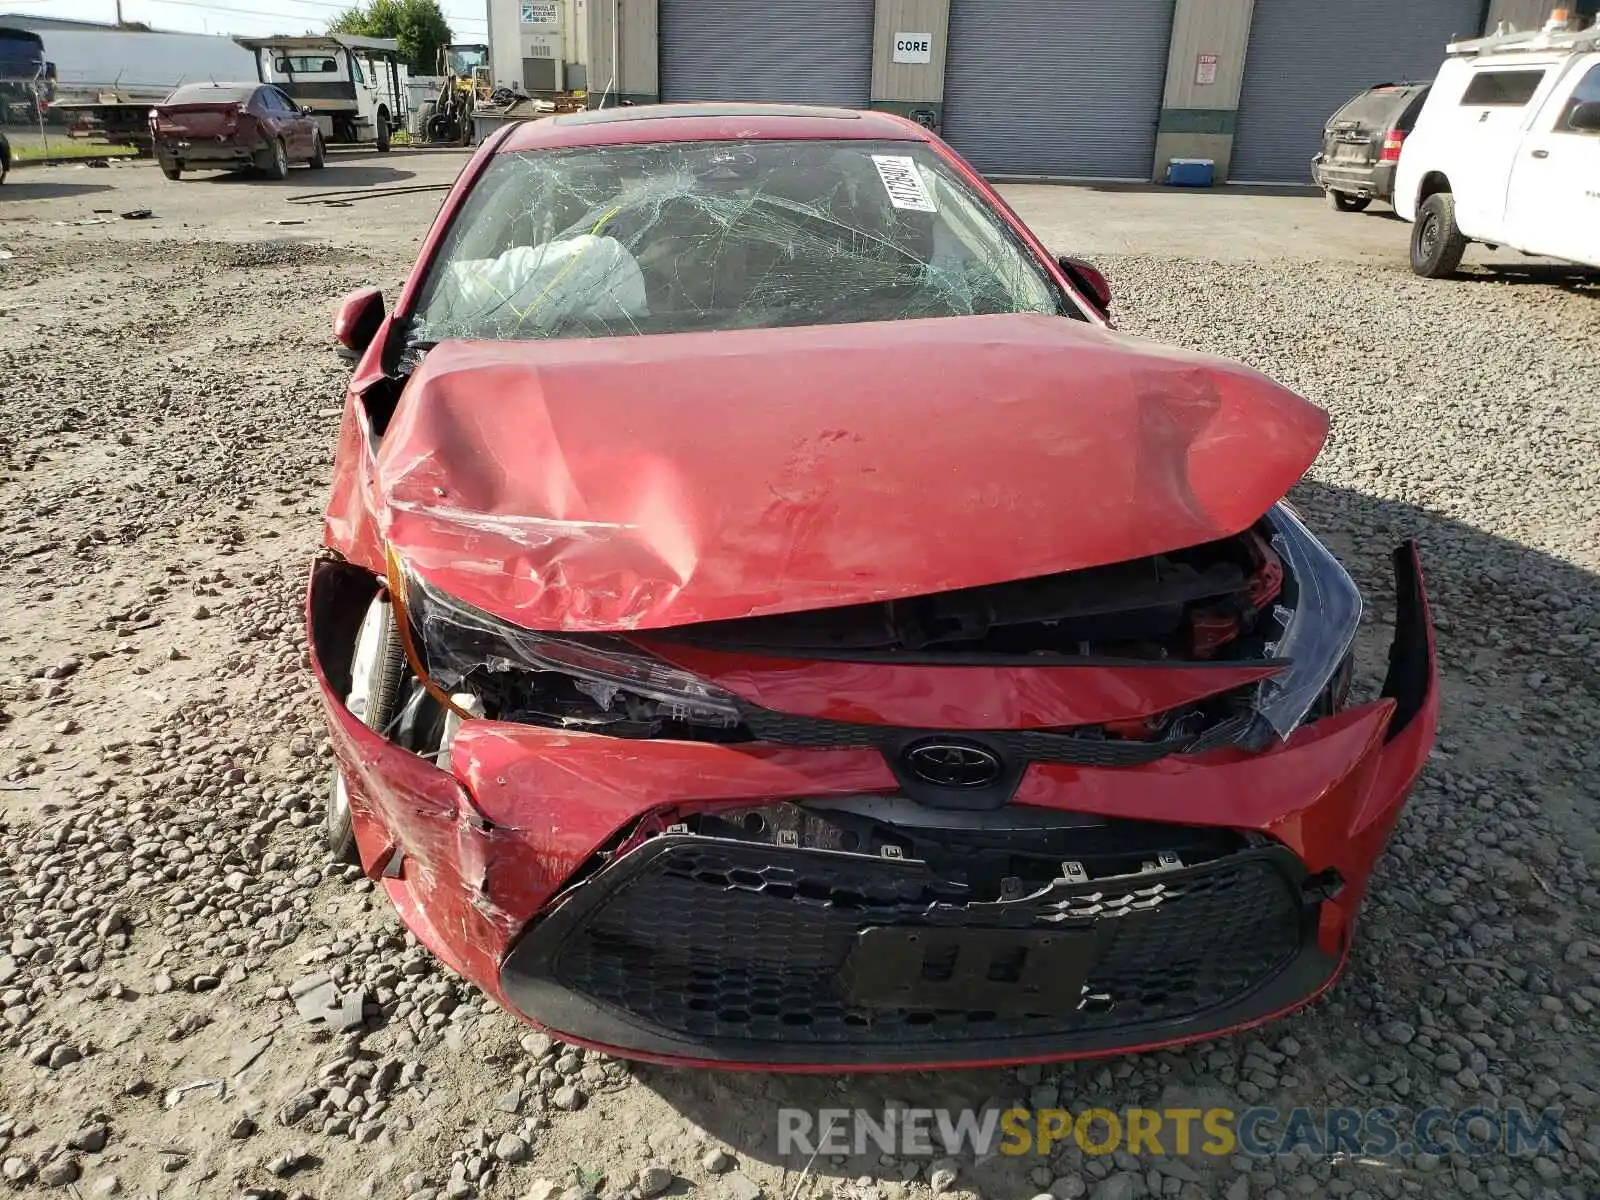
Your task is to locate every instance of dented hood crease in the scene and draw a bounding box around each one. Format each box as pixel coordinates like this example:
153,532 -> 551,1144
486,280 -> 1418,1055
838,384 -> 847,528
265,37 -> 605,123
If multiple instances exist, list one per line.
375,313 -> 1327,631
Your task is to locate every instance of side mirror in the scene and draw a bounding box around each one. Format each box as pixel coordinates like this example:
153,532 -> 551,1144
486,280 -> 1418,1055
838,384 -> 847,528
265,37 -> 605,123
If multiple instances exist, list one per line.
1568,100 -> 1600,133
302,105 -> 315,116
1056,255 -> 1113,318
333,287 -> 385,359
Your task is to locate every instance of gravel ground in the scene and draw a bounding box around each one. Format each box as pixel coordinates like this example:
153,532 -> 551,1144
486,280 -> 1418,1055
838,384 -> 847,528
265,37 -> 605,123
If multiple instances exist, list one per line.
0,163 -> 1597,1200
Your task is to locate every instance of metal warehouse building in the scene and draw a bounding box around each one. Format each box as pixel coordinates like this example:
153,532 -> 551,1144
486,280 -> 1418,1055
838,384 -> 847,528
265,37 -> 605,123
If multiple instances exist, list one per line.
580,0 -> 1595,183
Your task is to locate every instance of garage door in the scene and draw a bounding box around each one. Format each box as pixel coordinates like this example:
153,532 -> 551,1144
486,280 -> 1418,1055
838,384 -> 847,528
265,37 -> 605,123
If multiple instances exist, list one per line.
1230,0 -> 1483,182
941,0 -> 1175,179
659,0 -> 873,108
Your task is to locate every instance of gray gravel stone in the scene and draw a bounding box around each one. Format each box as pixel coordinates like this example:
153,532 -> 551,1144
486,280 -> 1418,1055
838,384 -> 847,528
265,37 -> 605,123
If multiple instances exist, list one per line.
549,1085 -> 584,1111
67,1124 -> 109,1153
638,1165 -> 674,1197
1090,1174 -> 1138,1200
494,1088 -> 524,1114
39,1158 -> 81,1188
1381,1021 -> 1416,1045
2,1157 -> 36,1185
494,1134 -> 530,1163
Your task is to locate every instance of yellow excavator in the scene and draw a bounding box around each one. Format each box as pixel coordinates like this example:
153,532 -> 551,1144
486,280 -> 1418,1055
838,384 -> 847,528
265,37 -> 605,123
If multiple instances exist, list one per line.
425,43 -> 490,145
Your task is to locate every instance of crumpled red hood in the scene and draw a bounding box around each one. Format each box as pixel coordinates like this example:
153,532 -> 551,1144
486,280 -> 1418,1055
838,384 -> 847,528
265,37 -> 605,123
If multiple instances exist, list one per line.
375,313 -> 1327,631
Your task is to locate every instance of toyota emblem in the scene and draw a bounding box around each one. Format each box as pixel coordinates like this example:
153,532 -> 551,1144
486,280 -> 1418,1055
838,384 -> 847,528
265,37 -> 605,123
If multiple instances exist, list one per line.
903,740 -> 1003,788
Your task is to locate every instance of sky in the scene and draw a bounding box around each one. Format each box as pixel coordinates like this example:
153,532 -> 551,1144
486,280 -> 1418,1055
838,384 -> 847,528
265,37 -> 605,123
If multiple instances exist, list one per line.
5,0 -> 488,39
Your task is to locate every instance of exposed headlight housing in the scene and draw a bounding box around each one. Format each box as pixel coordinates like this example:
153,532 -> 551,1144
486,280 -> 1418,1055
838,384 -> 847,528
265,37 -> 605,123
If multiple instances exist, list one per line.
1253,504 -> 1363,741
390,555 -> 741,730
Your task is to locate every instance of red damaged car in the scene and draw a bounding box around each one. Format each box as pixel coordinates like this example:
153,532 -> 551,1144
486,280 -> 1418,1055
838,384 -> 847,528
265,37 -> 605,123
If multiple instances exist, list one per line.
310,103 -> 1437,1070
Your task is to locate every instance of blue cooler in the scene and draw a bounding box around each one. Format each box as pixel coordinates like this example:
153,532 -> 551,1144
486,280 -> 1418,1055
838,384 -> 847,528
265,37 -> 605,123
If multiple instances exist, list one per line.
1165,158 -> 1215,187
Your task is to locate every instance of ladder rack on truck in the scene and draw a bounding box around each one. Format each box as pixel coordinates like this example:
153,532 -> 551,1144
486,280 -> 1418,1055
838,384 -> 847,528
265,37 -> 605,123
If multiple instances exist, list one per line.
1447,23 -> 1600,57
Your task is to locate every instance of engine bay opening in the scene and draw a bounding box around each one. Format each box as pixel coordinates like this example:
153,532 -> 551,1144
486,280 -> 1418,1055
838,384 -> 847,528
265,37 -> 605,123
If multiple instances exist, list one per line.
319,500 -> 1364,776
383,513 -> 1354,755
655,525 -> 1286,662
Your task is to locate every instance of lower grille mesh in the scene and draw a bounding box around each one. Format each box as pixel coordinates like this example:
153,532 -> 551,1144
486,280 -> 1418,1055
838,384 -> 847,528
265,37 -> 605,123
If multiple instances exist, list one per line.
546,838 -> 1308,1047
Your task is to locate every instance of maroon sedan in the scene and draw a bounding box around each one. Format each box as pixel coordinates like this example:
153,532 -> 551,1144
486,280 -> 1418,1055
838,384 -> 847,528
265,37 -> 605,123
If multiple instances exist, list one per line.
151,82 -> 325,180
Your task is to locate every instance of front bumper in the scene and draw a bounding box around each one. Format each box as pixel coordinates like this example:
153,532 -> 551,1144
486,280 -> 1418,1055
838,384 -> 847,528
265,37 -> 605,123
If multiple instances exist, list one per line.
307,545 -> 1436,1070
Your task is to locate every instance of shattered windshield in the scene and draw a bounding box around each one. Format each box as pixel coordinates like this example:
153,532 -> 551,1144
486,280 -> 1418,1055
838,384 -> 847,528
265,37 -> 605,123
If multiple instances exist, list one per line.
408,139 -> 1069,344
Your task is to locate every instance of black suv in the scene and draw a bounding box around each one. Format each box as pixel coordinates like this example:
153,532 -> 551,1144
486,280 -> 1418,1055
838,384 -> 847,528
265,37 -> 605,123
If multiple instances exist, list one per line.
1312,82 -> 1430,212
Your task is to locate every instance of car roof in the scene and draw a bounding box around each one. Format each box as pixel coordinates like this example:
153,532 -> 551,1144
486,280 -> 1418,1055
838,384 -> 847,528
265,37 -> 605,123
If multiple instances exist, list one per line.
497,102 -> 932,153
164,82 -> 261,98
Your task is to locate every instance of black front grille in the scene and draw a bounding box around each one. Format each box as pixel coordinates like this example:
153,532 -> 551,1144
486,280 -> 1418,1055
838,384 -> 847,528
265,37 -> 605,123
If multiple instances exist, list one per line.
502,835 -> 1330,1064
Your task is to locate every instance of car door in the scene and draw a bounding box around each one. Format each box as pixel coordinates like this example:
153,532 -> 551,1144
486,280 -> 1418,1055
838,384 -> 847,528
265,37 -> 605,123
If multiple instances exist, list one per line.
250,86 -> 286,153
274,86 -> 316,156
1448,64 -> 1553,241
264,87 -> 308,157
1503,57 -> 1600,266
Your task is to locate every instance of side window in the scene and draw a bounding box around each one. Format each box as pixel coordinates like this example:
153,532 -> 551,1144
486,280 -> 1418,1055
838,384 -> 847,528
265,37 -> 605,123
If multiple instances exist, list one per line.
273,88 -> 299,112
1555,62 -> 1600,134
1459,69 -> 1546,107
350,56 -> 365,84
1396,87 -> 1430,133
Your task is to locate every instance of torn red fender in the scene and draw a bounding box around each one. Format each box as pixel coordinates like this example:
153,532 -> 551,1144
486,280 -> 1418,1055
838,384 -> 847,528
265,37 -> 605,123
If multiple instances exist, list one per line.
444,730 -> 896,937
330,315 -> 1327,633
633,641 -> 1282,728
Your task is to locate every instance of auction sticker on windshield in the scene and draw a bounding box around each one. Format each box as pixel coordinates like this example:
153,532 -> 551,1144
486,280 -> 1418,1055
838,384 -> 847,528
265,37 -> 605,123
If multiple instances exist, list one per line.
872,154 -> 937,212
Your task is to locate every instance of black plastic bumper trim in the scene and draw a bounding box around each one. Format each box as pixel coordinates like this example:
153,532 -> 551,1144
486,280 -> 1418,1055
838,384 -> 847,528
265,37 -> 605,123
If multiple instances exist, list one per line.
1379,541 -> 1432,743
498,836 -> 1337,1066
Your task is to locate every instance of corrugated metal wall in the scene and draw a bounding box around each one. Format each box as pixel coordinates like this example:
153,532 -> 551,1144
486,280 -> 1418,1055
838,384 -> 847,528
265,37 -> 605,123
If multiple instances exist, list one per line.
939,0 -> 1176,179
1230,0 -> 1483,182
658,0 -> 874,107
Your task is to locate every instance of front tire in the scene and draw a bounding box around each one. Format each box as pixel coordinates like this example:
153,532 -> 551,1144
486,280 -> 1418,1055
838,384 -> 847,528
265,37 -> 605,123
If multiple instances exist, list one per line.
375,108 -> 391,153
326,594 -> 407,865
1411,192 -> 1468,278
308,131 -> 325,169
1329,191 -> 1371,213
161,162 -> 181,181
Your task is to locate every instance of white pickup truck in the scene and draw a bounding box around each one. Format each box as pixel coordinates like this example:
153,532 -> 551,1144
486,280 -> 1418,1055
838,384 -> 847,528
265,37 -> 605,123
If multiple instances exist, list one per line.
239,35 -> 407,152
1394,20 -> 1600,277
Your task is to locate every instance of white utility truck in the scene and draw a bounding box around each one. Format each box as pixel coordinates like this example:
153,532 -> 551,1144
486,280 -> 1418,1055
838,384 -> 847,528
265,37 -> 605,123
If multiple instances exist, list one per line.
240,35 -> 407,152
1394,14 -> 1600,277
